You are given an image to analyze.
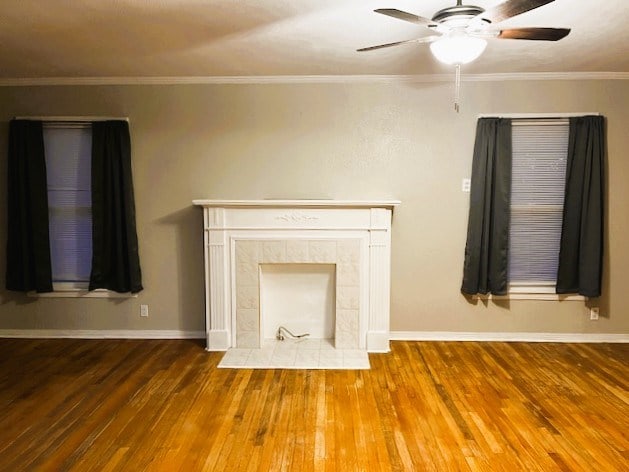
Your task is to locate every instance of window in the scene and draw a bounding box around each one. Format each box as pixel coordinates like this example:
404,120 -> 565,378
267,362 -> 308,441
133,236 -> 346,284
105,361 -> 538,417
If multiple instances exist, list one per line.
7,118 -> 142,296
509,119 -> 569,294
43,123 -> 93,290
462,115 -> 603,299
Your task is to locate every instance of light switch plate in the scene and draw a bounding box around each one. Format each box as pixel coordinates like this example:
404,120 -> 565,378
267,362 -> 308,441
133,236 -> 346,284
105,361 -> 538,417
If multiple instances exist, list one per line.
462,178 -> 471,192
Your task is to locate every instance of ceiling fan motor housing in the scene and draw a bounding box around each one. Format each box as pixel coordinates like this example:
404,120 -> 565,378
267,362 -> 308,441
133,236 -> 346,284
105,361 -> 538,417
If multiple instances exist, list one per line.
431,4 -> 486,23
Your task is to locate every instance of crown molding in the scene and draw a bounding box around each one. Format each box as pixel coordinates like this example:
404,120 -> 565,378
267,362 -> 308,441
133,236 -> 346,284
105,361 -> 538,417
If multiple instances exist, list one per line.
0,72 -> 628,87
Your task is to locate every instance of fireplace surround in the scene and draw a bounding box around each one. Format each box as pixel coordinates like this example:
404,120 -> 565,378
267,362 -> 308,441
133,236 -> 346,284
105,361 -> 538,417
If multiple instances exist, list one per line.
193,200 -> 399,352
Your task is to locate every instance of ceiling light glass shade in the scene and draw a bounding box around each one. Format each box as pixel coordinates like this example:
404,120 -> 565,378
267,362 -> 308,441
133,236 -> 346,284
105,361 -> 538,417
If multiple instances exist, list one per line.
430,35 -> 487,65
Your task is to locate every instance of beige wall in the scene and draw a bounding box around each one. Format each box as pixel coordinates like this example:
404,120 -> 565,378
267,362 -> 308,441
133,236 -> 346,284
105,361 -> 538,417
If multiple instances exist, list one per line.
0,79 -> 627,335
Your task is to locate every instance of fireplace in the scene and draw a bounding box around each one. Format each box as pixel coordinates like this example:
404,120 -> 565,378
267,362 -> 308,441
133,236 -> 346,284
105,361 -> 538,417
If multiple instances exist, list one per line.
193,200 -> 399,352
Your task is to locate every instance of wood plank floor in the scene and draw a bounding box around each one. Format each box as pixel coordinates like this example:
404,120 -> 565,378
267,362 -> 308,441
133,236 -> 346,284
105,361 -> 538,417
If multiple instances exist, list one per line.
0,339 -> 627,471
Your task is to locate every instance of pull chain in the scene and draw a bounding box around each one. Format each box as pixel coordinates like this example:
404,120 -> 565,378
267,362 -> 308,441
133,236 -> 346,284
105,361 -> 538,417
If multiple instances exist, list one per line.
454,64 -> 461,113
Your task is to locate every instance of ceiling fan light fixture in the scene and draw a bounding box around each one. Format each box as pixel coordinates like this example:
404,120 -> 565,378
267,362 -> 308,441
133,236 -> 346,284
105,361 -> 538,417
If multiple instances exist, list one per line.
429,35 -> 487,65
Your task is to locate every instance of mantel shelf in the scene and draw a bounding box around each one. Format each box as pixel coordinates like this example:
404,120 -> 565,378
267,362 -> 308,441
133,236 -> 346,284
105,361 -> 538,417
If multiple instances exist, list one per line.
192,199 -> 401,210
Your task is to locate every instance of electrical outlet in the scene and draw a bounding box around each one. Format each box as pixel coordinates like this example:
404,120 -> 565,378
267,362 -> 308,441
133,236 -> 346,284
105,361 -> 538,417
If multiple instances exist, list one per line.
589,307 -> 599,320
140,304 -> 149,317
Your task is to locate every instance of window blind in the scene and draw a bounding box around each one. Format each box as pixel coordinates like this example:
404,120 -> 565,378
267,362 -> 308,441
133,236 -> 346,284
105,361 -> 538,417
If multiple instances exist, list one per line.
509,120 -> 569,284
43,125 -> 92,283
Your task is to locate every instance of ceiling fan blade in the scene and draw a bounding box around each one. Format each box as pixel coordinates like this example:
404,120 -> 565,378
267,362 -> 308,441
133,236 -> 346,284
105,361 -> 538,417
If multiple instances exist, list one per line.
374,9 -> 436,28
478,0 -> 557,23
497,27 -> 570,41
357,36 -> 439,52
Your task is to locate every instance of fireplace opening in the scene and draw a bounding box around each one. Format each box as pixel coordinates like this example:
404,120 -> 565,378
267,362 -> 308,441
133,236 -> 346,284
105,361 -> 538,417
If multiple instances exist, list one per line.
259,263 -> 336,343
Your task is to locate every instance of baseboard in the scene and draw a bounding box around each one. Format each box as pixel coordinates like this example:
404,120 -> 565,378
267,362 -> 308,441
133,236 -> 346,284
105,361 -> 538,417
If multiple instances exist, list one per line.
0,329 -> 206,340
3,329 -> 626,344
390,331 -> 629,343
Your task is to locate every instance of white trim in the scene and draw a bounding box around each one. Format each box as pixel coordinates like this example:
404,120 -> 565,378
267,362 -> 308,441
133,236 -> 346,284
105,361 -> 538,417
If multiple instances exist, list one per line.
28,289 -> 138,299
192,199 -> 400,209
0,329 -> 205,339
457,72 -> 629,82
390,331 -> 629,343
474,293 -> 587,301
472,279 -> 587,301
3,329 -> 624,343
0,72 -> 628,87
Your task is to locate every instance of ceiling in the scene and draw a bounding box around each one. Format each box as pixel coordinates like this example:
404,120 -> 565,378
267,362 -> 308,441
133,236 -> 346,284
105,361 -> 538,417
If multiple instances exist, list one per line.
1,0 -> 628,81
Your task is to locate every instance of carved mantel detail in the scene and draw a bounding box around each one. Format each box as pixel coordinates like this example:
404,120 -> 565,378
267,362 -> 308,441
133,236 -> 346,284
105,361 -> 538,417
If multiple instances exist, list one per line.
275,211 -> 320,223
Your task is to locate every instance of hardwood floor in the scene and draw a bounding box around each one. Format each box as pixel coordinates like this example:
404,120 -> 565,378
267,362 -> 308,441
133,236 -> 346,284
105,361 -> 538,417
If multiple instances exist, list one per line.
0,339 -> 627,471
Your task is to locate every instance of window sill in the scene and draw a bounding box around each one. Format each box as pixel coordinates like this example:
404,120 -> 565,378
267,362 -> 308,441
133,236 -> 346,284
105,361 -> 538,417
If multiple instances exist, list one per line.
471,283 -> 587,301
28,288 -> 137,299
473,293 -> 586,301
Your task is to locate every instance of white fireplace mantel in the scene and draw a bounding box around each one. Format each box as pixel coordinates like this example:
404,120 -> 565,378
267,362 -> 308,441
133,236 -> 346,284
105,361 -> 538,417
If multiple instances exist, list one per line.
192,199 -> 401,208
193,199 -> 400,353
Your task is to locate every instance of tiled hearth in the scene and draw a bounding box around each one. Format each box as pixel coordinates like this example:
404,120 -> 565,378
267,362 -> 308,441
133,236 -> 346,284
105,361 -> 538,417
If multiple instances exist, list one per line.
218,338 -> 370,370
193,200 -> 399,355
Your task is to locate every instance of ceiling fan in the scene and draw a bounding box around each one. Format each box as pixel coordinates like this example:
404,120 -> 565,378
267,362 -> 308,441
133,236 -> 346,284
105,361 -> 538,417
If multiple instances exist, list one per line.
357,0 -> 570,110
358,0 -> 570,60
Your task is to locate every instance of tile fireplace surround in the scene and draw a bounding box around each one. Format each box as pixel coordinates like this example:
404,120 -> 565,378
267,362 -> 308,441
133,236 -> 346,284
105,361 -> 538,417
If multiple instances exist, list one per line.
192,200 -> 399,353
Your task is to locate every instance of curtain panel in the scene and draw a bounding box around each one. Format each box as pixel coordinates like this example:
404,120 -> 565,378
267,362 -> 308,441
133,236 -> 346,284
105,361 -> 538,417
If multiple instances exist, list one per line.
89,121 -> 143,293
556,116 -> 605,297
5,120 -> 53,293
461,118 -> 512,296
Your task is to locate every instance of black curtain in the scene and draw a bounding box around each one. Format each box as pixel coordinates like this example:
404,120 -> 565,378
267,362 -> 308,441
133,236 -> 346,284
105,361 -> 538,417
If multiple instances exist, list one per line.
461,118 -> 512,295
556,116 -> 605,297
5,120 -> 53,293
89,121 -> 143,293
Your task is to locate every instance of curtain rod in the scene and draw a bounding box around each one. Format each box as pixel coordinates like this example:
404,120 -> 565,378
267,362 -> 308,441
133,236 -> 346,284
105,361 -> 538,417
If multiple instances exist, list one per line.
13,116 -> 129,122
477,112 -> 599,119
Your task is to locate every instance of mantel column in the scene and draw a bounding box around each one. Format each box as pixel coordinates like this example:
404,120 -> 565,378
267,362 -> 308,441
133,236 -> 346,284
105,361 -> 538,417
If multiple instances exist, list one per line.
204,207 -> 230,350
367,208 -> 393,352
